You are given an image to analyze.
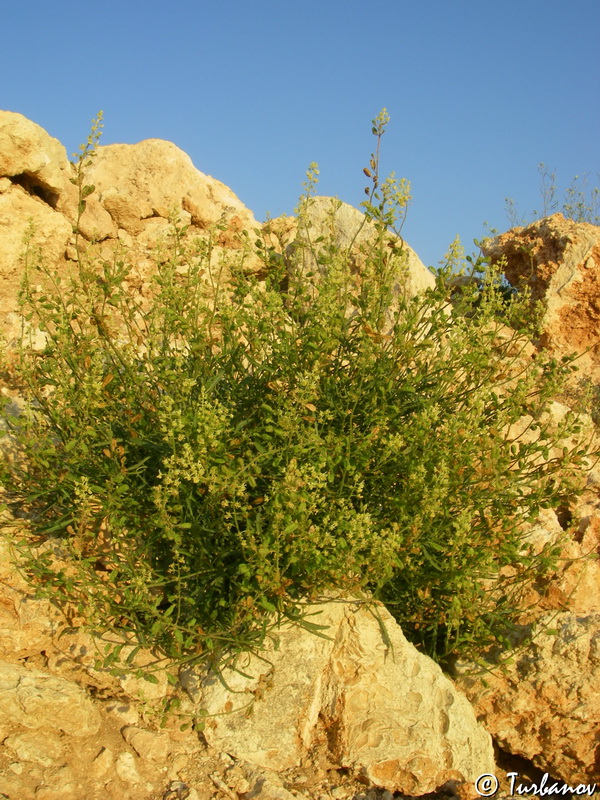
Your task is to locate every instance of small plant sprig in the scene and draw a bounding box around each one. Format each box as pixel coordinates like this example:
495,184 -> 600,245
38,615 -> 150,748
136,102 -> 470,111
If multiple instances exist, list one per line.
70,111 -> 104,252
503,163 -> 600,228
360,108 -> 412,240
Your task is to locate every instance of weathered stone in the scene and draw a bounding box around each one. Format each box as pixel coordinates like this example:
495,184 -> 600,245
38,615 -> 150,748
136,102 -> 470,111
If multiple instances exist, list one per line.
0,112 -> 269,348
115,751 -> 143,785
239,765 -> 303,799
455,611 -> 600,784
4,729 -> 64,767
78,138 -> 257,242
483,214 -> 600,383
199,599 -> 494,794
0,188 -> 72,335
0,586 -> 58,659
275,196 -> 435,301
74,187 -> 117,242
0,660 -> 101,735
2,110 -> 599,794
0,536 -> 66,660
201,601 -> 346,771
0,110 -> 71,201
0,772 -> 37,800
122,726 -> 172,762
550,479 -> 600,615
324,603 -> 495,794
33,765 -> 78,800
89,746 -> 115,779
503,402 -> 600,620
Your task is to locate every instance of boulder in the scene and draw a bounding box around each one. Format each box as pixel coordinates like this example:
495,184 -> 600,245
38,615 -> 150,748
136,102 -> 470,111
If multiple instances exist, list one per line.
0,112 -> 266,345
78,138 -> 258,246
198,598 -> 495,795
268,196 -> 435,301
0,110 -> 71,203
455,611 -> 600,784
482,214 -> 600,384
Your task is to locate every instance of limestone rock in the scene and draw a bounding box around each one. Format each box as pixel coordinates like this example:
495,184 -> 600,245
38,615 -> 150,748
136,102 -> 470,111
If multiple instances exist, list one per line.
455,611 -> 600,784
0,111 -> 266,346
122,725 -> 172,762
89,746 -> 115,779
271,196 -> 435,301
544,468 -> 600,616
0,187 -> 72,333
0,110 -> 71,202
78,138 -> 258,243
0,660 -> 101,735
0,537 -> 66,658
4,729 -> 64,767
482,214 -> 600,383
238,764 -> 305,799
200,601 -> 346,771
199,598 -> 495,795
115,751 -> 143,785
504,403 -> 600,619
0,584 -> 62,658
325,604 -> 495,793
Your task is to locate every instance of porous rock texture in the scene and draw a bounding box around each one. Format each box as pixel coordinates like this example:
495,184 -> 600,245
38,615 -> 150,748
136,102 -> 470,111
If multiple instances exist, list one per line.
198,599 -> 495,794
483,213 -> 600,384
73,138 -> 258,249
455,611 -> 600,785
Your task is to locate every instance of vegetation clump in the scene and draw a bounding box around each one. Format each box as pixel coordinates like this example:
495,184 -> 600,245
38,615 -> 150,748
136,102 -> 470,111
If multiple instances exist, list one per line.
0,111 -> 592,674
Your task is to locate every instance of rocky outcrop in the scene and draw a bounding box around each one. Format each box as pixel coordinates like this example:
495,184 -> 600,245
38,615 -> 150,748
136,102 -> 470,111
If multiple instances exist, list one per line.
507,401 -> 600,612
0,110 -> 262,346
72,138 -> 258,250
198,599 -> 495,794
0,178 -> 72,334
455,611 -> 600,784
0,111 -> 71,202
0,527 -> 496,799
1,111 -> 599,796
482,214 -> 600,383
0,112 -> 437,353
454,419 -> 600,786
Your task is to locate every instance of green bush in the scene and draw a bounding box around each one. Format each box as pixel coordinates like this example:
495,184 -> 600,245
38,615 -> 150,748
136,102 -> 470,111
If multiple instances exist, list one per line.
0,111 -> 592,672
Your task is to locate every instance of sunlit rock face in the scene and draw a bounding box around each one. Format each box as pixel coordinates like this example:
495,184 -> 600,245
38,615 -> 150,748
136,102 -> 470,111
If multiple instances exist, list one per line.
483,213 -> 600,384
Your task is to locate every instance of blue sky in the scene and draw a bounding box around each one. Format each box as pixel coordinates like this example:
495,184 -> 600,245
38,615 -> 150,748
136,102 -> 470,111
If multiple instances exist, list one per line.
3,0 -> 598,268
